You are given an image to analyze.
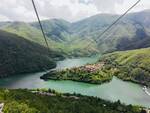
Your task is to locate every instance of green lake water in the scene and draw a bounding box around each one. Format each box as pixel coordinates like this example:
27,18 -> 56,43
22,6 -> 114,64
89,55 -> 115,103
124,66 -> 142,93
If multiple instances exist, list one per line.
0,55 -> 150,107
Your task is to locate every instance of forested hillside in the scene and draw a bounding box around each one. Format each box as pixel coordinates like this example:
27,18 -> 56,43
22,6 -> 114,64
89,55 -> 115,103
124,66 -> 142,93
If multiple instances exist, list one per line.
1,10 -> 150,56
0,30 -> 64,77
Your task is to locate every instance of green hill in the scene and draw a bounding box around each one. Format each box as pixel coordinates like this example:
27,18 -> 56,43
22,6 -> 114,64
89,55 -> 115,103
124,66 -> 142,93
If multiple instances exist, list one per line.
0,21 -> 94,56
0,22 -> 54,47
0,30 -> 64,77
70,10 -> 150,53
31,19 -> 71,42
1,10 -> 150,56
101,48 -> 150,86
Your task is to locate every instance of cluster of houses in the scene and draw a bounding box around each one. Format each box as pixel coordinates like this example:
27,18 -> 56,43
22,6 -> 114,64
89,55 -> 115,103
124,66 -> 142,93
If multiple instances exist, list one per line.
0,103 -> 4,113
83,63 -> 104,73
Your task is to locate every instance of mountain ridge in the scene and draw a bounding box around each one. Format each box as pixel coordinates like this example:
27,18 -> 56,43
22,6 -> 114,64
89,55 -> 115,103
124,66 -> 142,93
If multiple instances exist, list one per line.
1,9 -> 150,56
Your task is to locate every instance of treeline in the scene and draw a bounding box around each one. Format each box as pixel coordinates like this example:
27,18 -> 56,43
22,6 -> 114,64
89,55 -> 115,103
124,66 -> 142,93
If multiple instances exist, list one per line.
0,89 -> 143,113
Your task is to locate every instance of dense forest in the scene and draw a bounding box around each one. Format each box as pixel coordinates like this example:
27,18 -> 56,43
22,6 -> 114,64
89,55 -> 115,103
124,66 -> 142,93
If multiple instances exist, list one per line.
0,30 -> 64,77
0,89 -> 143,113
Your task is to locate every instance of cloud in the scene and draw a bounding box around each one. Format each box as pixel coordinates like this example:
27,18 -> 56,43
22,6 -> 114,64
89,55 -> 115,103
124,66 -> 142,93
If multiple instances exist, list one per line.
0,0 -> 36,22
79,0 -> 93,5
0,0 -> 149,22
0,15 -> 10,21
91,0 -> 123,13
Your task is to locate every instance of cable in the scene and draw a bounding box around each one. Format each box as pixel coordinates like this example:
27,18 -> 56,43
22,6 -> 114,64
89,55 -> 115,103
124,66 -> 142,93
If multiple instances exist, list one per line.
84,0 -> 141,49
31,0 -> 50,52
31,0 -> 141,54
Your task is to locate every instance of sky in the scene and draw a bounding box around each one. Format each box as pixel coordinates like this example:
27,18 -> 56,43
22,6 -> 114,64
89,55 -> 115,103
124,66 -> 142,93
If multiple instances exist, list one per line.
0,0 -> 149,22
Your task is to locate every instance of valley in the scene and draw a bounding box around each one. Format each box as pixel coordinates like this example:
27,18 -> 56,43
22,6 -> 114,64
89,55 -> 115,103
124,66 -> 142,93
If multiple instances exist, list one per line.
0,8 -> 150,112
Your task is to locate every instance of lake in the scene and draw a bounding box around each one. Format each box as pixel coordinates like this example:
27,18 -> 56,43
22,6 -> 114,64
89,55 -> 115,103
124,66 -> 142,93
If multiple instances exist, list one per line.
0,55 -> 150,107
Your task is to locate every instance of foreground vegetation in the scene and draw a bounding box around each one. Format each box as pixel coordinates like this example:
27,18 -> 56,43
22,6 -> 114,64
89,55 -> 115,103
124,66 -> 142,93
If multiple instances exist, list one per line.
41,48 -> 150,86
0,89 -> 143,113
0,30 -> 64,77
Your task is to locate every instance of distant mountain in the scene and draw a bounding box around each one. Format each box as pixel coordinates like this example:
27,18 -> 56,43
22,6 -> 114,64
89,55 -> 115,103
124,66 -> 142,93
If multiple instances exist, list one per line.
0,30 -> 64,77
69,10 -> 150,53
0,20 -> 96,56
0,21 -> 51,46
126,9 -> 150,27
1,9 -> 150,56
31,19 -> 71,42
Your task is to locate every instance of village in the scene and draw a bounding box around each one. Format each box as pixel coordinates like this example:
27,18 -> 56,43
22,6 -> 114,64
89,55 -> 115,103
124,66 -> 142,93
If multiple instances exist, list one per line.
80,62 -> 105,73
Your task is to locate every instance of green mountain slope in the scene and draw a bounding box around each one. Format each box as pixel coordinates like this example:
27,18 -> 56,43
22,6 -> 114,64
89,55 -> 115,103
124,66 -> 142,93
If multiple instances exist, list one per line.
70,10 -> 150,53
1,10 -> 150,56
31,19 -> 98,56
101,48 -> 150,86
31,19 -> 71,42
0,21 -> 94,56
0,22 -> 52,47
0,30 -> 64,77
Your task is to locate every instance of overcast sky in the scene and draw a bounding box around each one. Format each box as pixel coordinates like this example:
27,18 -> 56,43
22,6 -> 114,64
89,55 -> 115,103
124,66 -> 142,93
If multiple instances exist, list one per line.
0,0 -> 149,22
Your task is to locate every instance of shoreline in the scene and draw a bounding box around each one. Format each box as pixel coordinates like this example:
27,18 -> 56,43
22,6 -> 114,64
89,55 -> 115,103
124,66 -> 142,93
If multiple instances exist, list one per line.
41,73 -> 149,88
117,77 -> 149,87
40,75 -> 112,85
0,64 -> 57,79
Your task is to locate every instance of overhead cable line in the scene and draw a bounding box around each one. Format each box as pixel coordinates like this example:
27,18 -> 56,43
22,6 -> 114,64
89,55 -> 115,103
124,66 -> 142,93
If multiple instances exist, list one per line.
31,0 -> 141,53
31,0 -> 50,52
84,0 -> 141,49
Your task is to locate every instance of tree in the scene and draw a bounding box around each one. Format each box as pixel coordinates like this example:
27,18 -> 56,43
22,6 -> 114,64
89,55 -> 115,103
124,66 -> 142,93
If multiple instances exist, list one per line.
3,101 -> 39,113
